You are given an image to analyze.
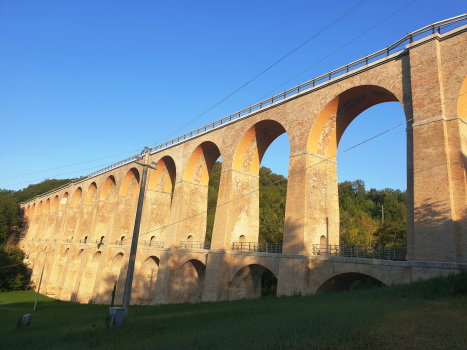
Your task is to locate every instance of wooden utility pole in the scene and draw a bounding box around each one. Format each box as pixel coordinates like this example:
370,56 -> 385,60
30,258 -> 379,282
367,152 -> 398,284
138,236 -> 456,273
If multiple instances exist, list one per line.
122,151 -> 156,317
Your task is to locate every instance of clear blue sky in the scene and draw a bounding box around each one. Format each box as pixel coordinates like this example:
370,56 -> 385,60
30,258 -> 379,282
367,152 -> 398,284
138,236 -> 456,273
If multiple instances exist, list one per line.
0,0 -> 464,192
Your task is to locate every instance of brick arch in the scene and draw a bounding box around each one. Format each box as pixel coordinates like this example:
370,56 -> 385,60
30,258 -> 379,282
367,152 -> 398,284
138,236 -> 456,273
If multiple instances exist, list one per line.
30,203 -> 36,216
71,188 -> 82,208
134,255 -> 160,304
307,85 -> 401,158
183,141 -> 221,186
458,75 -> 467,119
59,193 -> 68,210
171,258 -> 206,303
119,168 -> 140,198
148,156 -> 176,192
84,182 -> 98,205
227,263 -> 278,301
43,198 -> 50,213
233,119 -> 288,175
51,196 -> 59,212
37,201 -> 43,215
100,176 -> 116,201
25,205 -> 30,217
315,272 -> 385,295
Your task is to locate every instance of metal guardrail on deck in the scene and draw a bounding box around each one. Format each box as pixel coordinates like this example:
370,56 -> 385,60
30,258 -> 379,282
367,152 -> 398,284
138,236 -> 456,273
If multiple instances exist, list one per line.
232,242 -> 283,254
312,244 -> 407,260
144,240 -> 164,248
180,241 -> 210,250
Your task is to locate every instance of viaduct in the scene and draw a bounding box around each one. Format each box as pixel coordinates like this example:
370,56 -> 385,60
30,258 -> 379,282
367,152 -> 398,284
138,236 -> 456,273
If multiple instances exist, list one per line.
19,15 -> 467,305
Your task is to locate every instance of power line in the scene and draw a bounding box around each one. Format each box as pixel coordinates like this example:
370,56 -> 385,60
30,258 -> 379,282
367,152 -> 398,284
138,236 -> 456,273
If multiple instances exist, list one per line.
1,2 -> 369,186
0,150 -> 140,181
252,0 -> 417,103
147,0 -> 371,147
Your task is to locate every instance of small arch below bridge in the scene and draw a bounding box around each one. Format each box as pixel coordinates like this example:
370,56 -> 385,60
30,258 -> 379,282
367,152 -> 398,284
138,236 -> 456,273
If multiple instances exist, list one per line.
228,264 -> 278,301
315,272 -> 385,295
171,259 -> 206,303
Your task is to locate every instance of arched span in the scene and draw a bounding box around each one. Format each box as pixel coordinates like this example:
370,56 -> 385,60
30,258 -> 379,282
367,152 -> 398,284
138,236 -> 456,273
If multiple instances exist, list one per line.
37,201 -> 43,215
172,259 -> 206,303
71,188 -> 82,208
233,120 -> 288,175
119,168 -> 140,198
183,141 -> 221,185
228,263 -> 278,300
458,76 -> 467,119
315,272 -> 385,295
148,156 -> 176,192
25,205 -> 30,217
134,255 -> 160,303
84,182 -> 97,205
51,196 -> 59,212
43,199 -> 50,213
59,193 -> 68,210
100,176 -> 116,201
307,85 -> 401,158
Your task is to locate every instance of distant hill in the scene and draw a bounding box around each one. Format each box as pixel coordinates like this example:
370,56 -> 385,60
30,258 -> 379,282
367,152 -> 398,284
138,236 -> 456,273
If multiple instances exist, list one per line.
13,179 -> 76,203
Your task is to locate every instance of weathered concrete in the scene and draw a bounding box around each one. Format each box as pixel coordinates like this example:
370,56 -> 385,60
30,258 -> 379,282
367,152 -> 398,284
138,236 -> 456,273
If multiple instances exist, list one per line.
19,24 -> 467,305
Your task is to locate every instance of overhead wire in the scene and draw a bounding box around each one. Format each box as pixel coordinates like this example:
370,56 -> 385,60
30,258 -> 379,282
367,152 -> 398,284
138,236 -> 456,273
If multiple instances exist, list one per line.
0,1 -> 370,187
252,0 -> 417,103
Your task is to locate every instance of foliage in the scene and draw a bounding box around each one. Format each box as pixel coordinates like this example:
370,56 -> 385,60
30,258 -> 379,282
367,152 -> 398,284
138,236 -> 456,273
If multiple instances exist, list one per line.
206,163 -> 406,246
339,180 -> 407,247
13,179 -> 74,203
0,179 -> 73,291
1,273 -> 467,349
0,234 -> 29,291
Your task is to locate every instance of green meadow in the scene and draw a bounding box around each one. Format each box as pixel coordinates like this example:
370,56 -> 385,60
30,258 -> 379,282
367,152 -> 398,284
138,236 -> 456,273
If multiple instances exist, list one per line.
1,273 -> 466,350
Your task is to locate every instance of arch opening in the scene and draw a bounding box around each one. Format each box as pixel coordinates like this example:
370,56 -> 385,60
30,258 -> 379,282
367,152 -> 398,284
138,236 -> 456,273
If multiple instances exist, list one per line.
231,120 -> 290,245
119,168 -> 140,198
172,259 -> 206,303
71,188 -> 82,208
228,264 -> 278,300
315,272 -> 385,295
37,201 -> 43,215
43,199 -> 50,213
308,85 -> 407,249
59,193 -> 68,210
84,183 -> 97,205
51,196 -> 59,212
100,176 -> 117,202
134,256 -> 160,304
180,141 -> 221,243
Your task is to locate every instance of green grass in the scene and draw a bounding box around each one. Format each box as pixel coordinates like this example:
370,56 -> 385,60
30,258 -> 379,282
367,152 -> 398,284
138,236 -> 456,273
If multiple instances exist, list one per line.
1,273 -> 467,350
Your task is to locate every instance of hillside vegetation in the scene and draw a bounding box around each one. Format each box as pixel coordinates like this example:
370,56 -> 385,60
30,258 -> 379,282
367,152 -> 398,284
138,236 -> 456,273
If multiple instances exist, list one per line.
206,162 -> 406,246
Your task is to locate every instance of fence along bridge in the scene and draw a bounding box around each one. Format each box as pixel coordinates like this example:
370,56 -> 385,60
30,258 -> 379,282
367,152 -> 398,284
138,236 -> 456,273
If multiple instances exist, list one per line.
20,14 -> 467,304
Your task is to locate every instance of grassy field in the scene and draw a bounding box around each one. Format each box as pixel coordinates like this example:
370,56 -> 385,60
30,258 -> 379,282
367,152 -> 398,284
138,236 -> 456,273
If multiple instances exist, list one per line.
1,273 -> 467,350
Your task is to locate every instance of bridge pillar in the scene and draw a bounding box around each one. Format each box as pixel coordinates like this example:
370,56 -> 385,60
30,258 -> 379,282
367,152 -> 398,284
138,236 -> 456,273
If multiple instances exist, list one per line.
408,36 -> 467,262
210,169 -> 259,250
166,180 -> 209,247
283,152 -> 339,255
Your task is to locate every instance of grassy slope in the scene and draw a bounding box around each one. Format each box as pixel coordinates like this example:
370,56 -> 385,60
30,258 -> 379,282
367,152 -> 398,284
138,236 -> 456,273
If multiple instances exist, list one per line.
1,273 -> 467,350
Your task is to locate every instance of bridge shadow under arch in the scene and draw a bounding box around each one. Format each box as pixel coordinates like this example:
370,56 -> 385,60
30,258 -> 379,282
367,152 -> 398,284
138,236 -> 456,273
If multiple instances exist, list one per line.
315,272 -> 385,295
228,263 -> 278,300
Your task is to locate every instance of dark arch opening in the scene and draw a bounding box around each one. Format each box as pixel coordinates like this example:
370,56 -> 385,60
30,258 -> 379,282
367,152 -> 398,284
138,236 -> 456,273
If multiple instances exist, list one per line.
228,264 -> 278,300
172,259 -> 206,303
315,272 -> 385,295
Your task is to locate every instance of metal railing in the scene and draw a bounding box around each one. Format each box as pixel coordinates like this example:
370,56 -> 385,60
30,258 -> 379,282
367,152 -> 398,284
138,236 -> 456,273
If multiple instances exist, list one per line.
232,242 -> 283,254
66,239 -> 72,243
114,240 -> 128,246
312,244 -> 407,260
144,240 -> 164,248
18,14 -> 467,205
180,241 -> 211,250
